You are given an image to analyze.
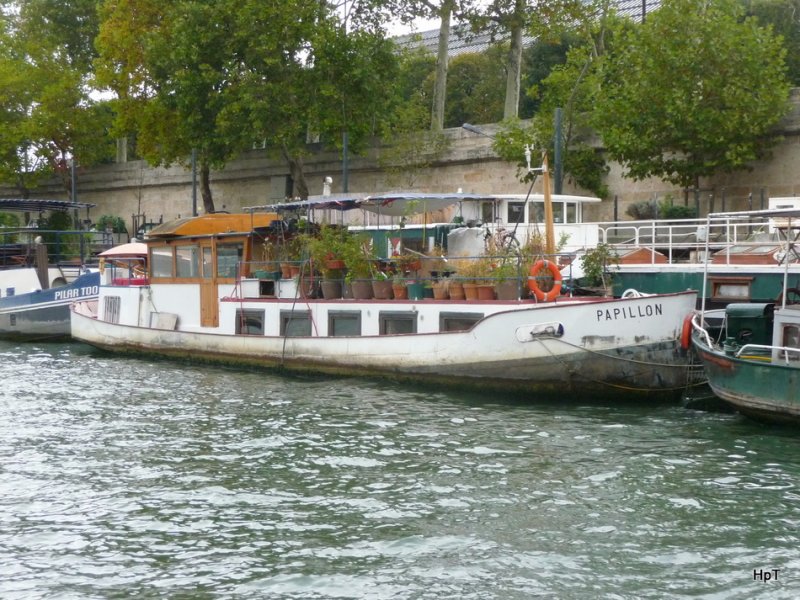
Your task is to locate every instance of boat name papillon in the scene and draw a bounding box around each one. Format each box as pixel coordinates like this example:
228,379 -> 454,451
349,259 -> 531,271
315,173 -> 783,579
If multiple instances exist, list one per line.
596,303 -> 662,321
54,286 -> 99,300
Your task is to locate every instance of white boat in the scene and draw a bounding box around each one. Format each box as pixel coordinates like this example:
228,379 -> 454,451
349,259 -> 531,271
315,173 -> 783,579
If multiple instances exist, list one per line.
0,199 -> 100,340
70,211 -> 700,400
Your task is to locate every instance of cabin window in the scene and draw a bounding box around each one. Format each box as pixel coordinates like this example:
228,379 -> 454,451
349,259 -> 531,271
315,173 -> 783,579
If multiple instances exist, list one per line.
710,276 -> 753,300
151,246 -> 174,278
529,204 -> 544,223
552,203 -> 564,224
507,202 -> 525,225
329,311 -> 362,336
176,245 -> 201,278
783,324 -> 800,350
202,247 -> 213,279
439,312 -> 483,332
235,309 -> 264,335
280,310 -> 312,337
217,243 -> 243,279
103,296 -> 121,324
379,311 -> 417,335
566,203 -> 577,224
481,202 -> 495,224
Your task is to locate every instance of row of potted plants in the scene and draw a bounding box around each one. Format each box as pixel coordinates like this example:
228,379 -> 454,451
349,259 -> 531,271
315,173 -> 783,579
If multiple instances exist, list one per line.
252,223 -> 569,301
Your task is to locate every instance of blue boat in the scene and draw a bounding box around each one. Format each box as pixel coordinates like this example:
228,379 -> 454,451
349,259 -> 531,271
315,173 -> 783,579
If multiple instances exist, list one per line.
0,270 -> 100,340
0,199 -> 101,340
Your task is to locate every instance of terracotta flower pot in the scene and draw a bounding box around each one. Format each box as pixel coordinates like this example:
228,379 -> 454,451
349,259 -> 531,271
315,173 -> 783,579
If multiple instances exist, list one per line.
351,279 -> 373,299
448,281 -> 465,300
463,282 -> 479,301
392,284 -> 408,299
476,284 -> 496,300
372,279 -> 394,300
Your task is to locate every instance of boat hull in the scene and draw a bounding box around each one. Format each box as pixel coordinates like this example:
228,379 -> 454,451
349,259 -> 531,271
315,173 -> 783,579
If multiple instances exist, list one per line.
693,334 -> 800,423
0,271 -> 100,340
72,292 -> 699,400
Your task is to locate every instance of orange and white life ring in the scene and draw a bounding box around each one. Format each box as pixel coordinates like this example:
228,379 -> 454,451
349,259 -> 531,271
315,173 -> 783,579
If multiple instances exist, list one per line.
680,313 -> 694,350
528,259 -> 563,302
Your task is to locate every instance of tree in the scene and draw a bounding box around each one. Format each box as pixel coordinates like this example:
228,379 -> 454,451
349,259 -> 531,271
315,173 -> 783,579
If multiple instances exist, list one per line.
96,0 -> 401,207
378,47 -> 450,187
492,9 -> 618,196
97,0 -> 252,214
746,0 -> 800,86
464,0 -> 587,120
443,48 -> 505,127
594,0 -> 791,189
519,32 -> 577,117
0,0 -> 113,198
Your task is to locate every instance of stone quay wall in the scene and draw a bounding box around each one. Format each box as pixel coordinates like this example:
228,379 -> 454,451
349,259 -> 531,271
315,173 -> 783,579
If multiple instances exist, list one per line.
11,89 -> 800,232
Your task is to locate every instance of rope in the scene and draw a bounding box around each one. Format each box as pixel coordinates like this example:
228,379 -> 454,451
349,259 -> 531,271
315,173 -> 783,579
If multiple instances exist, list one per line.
532,336 -> 707,393
280,259 -> 319,366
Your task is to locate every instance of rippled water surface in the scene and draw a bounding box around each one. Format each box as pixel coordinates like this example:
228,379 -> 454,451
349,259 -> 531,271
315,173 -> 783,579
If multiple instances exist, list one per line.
1,342 -> 799,599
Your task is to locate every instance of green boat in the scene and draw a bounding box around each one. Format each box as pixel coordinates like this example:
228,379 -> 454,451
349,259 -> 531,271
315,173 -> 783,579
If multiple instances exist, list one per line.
692,303 -> 800,423
691,208 -> 800,423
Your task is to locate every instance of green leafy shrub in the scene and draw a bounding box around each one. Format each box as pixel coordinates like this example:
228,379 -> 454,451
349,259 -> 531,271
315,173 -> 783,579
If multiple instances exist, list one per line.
580,243 -> 619,288
96,214 -> 128,233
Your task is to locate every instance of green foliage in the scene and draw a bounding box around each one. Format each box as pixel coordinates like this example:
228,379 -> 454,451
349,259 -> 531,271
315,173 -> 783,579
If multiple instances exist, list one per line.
579,243 -> 618,287
520,33 -> 578,117
443,47 -> 506,128
339,233 -> 376,282
746,0 -> 800,86
492,119 -> 542,183
0,212 -> 20,228
96,1 -> 400,204
301,224 -> 352,276
563,144 -> 609,199
0,1 -> 113,197
40,211 -> 74,231
594,0 -> 791,188
626,199 -> 697,220
95,214 -> 128,233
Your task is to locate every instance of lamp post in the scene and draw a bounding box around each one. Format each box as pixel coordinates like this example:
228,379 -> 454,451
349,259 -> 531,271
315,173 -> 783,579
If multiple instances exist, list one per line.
191,148 -> 198,216
69,157 -> 77,203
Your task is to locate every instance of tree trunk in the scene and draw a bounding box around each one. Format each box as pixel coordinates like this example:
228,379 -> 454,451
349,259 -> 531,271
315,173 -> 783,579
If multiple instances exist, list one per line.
281,144 -> 310,200
503,22 -> 523,120
431,0 -> 453,131
200,162 -> 215,213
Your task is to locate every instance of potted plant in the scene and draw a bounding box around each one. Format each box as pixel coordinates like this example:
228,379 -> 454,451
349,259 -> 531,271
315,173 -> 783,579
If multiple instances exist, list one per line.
391,272 -> 408,299
303,225 -> 352,298
492,259 -> 521,300
305,224 -> 350,276
579,243 -> 619,296
406,279 -> 425,300
341,234 -> 376,299
451,255 -> 494,301
372,270 -> 394,299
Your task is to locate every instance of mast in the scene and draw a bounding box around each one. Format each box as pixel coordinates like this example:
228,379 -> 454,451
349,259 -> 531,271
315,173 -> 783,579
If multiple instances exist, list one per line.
542,154 -> 555,256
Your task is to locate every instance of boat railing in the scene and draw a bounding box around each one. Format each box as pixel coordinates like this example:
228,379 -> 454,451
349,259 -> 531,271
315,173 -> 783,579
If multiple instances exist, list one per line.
691,312 -> 715,348
0,228 -> 125,267
596,216 -> 783,265
735,343 -> 800,363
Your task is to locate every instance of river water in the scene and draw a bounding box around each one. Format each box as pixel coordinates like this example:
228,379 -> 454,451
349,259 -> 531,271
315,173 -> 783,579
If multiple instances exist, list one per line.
1,341 -> 798,599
